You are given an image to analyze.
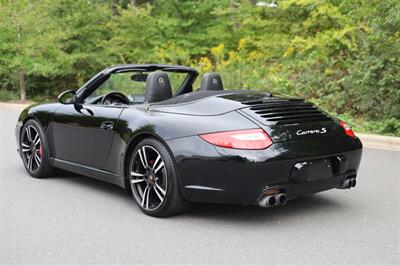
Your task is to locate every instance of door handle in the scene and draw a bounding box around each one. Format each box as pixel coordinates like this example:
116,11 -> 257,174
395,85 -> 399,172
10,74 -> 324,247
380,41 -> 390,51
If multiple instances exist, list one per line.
100,121 -> 114,131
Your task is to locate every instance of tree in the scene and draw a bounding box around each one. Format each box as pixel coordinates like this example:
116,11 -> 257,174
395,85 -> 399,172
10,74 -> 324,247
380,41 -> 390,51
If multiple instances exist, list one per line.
0,0 -> 34,100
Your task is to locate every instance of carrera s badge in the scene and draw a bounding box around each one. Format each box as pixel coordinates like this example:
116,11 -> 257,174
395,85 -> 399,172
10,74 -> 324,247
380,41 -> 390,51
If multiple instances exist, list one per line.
296,127 -> 327,136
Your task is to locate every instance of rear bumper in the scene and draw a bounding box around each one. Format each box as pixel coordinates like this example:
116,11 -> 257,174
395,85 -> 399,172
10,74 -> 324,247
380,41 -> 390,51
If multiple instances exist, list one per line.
167,135 -> 362,204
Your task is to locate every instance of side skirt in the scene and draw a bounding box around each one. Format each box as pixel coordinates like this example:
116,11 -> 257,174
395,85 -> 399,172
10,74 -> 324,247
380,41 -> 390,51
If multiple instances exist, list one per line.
51,158 -> 126,189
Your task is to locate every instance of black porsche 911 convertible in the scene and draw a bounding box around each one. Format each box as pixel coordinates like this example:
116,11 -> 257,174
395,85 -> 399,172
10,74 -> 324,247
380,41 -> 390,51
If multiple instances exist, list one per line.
16,64 -> 362,217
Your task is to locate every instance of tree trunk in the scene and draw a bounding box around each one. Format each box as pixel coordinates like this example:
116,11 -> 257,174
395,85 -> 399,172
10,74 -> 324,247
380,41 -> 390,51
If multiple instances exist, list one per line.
230,0 -> 239,31
19,69 -> 26,101
9,1 -> 26,101
131,0 -> 138,6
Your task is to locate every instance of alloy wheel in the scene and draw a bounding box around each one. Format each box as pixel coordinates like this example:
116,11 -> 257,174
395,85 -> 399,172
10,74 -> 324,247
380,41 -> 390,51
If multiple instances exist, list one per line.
21,125 -> 42,172
130,145 -> 168,211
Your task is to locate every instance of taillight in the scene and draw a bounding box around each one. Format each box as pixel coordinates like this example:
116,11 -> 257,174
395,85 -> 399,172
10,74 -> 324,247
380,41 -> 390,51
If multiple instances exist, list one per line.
339,120 -> 356,138
199,129 -> 273,150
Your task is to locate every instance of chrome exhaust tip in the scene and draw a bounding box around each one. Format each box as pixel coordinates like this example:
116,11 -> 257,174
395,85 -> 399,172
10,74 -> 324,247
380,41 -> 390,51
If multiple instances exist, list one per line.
276,193 -> 287,206
339,178 -> 357,189
258,195 -> 277,208
340,179 -> 350,189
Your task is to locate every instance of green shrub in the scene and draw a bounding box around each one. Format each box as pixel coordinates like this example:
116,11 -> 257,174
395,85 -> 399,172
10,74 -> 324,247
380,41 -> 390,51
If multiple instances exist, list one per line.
0,90 -> 19,102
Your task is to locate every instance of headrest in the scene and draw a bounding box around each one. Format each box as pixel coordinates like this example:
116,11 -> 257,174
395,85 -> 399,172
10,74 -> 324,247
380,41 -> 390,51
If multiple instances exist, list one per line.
199,73 -> 224,91
145,72 -> 173,103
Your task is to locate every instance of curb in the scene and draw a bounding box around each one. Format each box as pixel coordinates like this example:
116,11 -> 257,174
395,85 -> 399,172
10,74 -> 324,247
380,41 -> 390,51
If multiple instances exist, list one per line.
1,102 -> 399,151
0,102 -> 31,111
357,133 -> 400,152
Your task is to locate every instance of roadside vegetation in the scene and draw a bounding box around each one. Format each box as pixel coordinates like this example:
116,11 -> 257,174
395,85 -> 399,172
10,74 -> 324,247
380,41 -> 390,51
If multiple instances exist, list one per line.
0,0 -> 399,136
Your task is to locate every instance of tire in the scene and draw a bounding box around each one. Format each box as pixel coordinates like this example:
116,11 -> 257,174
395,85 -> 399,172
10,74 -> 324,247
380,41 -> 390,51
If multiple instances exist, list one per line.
20,119 -> 55,178
128,138 -> 191,217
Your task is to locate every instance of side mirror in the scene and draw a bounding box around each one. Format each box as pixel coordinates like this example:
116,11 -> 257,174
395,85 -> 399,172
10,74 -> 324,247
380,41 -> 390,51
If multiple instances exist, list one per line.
57,90 -> 76,104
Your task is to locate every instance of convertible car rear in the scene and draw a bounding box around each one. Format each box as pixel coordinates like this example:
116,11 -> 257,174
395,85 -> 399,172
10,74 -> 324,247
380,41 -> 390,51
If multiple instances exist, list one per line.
15,64 -> 362,217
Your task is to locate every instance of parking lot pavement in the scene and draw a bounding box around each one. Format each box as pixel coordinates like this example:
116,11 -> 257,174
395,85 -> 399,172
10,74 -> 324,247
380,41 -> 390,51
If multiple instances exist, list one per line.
1,107 -> 399,265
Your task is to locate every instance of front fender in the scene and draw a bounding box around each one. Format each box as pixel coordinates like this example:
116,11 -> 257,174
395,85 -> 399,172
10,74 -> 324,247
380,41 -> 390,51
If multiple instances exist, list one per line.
15,102 -> 61,154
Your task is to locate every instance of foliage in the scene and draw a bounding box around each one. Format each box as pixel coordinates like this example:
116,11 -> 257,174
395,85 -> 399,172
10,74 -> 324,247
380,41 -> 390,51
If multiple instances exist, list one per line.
0,0 -> 399,135
336,114 -> 400,137
0,90 -> 19,101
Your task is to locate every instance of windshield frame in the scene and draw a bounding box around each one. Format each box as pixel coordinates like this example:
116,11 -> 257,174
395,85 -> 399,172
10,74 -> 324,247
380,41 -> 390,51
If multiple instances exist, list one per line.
75,64 -> 198,104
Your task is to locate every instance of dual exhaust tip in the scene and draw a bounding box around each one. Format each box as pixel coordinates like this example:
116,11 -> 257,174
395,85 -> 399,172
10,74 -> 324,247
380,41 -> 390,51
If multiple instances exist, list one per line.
340,178 -> 356,189
258,193 -> 287,208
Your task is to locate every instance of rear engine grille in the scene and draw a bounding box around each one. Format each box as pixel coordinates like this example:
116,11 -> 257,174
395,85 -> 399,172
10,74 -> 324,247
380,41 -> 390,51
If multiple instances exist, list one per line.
243,98 -> 333,125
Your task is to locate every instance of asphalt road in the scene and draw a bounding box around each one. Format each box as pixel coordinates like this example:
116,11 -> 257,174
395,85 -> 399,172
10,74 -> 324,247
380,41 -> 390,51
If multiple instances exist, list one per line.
1,106 -> 399,265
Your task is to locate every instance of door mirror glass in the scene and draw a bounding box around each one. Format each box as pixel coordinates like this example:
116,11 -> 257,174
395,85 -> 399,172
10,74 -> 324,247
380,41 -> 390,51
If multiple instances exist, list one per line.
58,90 -> 76,104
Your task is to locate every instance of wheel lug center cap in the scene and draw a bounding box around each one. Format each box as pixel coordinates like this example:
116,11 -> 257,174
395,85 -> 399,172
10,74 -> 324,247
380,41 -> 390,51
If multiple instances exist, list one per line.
147,173 -> 156,185
145,168 -> 151,176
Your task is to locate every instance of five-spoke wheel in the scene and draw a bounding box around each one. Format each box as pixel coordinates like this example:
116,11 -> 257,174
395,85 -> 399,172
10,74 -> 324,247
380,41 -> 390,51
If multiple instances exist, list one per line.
21,125 -> 42,172
128,138 -> 190,217
20,120 -> 55,178
130,145 -> 168,211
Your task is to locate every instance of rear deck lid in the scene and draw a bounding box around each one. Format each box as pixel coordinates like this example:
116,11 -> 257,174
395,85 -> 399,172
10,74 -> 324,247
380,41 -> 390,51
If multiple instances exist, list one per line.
150,91 -> 345,142
235,95 -> 344,142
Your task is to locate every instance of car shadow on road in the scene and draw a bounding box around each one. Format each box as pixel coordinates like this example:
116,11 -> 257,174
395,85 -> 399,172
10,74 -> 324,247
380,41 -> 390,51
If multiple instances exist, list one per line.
52,170 -> 346,223
52,170 -> 132,202
183,195 -> 345,224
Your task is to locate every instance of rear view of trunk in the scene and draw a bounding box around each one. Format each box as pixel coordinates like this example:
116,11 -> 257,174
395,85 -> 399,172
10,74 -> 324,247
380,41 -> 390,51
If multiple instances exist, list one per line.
239,97 -> 344,143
